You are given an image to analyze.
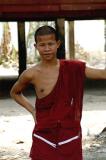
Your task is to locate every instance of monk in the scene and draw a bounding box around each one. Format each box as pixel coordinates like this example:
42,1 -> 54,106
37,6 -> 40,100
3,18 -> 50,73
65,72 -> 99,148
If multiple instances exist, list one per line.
10,25 -> 106,160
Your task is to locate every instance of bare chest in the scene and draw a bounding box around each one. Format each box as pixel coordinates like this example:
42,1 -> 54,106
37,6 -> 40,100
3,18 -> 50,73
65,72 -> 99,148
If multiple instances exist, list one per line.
34,69 -> 59,99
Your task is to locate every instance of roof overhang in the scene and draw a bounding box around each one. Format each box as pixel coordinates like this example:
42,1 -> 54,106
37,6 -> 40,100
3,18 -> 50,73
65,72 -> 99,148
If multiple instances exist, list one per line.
0,0 -> 106,20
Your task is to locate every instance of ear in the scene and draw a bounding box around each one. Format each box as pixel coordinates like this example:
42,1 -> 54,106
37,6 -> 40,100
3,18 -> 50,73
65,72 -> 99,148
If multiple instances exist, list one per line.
57,40 -> 61,48
34,43 -> 37,48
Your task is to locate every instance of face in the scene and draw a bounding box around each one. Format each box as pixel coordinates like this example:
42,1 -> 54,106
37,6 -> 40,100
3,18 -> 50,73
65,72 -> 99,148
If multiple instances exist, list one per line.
34,34 -> 60,61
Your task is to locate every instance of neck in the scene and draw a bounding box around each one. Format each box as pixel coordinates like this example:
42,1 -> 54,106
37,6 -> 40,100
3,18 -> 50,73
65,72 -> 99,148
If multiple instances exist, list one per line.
40,58 -> 59,67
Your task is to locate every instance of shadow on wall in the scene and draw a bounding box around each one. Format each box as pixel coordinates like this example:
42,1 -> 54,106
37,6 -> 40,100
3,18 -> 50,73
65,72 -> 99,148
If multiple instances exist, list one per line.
0,78 -> 106,98
0,79 -> 35,98
85,79 -> 106,90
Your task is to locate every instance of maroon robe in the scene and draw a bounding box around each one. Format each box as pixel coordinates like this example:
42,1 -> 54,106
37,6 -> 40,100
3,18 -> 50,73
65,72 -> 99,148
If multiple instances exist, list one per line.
30,60 -> 85,160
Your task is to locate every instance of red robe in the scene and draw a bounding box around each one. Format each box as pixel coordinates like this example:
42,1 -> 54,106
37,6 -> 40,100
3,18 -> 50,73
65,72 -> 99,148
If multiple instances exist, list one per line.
30,60 -> 85,160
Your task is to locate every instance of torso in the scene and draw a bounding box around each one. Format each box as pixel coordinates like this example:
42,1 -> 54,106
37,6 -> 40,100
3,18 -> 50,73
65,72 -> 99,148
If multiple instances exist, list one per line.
31,60 -> 60,99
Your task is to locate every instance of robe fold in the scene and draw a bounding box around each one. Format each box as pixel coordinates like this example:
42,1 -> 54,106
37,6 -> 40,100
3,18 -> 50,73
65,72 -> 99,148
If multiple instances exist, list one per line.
30,60 -> 85,160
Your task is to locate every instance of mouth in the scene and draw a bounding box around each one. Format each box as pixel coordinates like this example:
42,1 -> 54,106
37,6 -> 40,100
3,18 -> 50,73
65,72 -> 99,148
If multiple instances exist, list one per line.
43,53 -> 52,56
42,53 -> 53,59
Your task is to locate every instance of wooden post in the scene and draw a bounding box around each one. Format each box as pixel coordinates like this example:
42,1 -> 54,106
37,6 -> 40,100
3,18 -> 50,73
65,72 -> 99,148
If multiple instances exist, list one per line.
104,20 -> 106,69
104,20 -> 106,51
65,21 -> 75,59
55,18 -> 65,59
17,22 -> 26,75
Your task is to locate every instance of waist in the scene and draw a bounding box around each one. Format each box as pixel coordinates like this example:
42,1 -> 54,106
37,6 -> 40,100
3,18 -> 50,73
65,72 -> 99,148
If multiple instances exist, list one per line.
35,119 -> 80,131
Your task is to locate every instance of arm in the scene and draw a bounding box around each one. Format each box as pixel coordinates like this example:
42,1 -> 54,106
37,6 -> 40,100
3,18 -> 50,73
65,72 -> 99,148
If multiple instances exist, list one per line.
10,69 -> 36,123
85,66 -> 106,79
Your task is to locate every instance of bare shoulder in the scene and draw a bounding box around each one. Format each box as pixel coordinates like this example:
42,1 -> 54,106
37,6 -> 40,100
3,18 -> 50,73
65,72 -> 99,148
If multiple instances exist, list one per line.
10,64 -> 39,93
19,64 -> 40,83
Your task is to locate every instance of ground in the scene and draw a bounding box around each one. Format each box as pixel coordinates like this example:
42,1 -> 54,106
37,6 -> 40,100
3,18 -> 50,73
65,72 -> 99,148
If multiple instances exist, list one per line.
0,88 -> 106,160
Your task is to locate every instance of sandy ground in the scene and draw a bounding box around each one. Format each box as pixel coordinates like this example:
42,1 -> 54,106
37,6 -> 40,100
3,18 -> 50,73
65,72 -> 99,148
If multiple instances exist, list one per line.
0,88 -> 106,160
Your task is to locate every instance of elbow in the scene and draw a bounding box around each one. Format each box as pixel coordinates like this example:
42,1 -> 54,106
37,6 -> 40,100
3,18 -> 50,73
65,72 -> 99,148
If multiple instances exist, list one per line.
10,87 -> 20,99
10,89 -> 22,101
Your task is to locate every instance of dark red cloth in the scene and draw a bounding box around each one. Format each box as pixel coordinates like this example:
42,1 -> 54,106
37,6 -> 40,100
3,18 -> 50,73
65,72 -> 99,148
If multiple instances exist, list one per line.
30,60 -> 85,160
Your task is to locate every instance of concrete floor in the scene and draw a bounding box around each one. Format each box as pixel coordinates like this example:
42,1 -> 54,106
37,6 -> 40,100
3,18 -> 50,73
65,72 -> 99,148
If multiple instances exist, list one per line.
0,87 -> 106,160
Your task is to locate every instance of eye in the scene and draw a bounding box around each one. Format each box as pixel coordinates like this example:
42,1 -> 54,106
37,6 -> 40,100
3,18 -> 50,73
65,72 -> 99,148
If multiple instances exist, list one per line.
48,42 -> 55,46
39,44 -> 45,47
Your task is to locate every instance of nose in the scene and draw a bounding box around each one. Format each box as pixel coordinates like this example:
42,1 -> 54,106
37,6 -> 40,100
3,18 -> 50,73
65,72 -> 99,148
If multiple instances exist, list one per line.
45,45 -> 49,51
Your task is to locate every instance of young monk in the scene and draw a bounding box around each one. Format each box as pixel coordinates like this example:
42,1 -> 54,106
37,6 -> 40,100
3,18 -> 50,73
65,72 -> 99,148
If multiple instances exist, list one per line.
10,25 -> 106,160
